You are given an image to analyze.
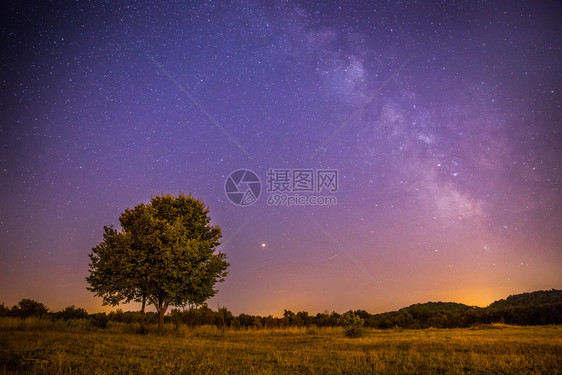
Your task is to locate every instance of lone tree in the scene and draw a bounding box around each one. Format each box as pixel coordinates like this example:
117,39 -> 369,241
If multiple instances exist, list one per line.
86,193 -> 229,333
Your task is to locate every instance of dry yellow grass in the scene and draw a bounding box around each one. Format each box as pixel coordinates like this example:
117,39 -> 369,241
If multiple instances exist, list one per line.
1,320 -> 560,374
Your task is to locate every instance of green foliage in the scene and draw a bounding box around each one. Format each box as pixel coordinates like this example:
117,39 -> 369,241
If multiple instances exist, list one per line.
264,315 -> 277,328
90,312 -> 109,329
253,316 -> 263,329
0,303 -> 11,317
3,289 -> 560,334
230,317 -> 241,330
11,299 -> 48,318
340,311 -> 364,338
54,306 -> 89,321
489,289 -> 562,309
86,193 -> 229,332
217,306 -> 234,327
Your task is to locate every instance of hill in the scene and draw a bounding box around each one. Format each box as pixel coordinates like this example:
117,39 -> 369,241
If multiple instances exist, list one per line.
354,290 -> 562,329
484,289 -> 562,326
488,289 -> 562,309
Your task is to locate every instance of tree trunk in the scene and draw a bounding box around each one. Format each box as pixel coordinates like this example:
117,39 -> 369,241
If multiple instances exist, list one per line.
156,300 -> 168,334
158,309 -> 164,333
140,296 -> 146,334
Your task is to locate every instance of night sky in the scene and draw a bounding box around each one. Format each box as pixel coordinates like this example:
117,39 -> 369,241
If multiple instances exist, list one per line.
1,1 -> 561,316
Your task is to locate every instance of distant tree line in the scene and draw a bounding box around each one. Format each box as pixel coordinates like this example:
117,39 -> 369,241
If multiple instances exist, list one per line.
1,289 -> 561,330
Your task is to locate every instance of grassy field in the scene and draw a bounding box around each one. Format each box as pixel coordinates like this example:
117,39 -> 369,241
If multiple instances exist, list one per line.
0,319 -> 560,374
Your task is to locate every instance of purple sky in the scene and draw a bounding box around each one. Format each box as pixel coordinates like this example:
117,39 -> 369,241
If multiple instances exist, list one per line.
1,1 -> 561,316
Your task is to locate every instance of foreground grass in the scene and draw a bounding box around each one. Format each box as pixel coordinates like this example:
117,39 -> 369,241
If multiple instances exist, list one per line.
0,321 -> 560,374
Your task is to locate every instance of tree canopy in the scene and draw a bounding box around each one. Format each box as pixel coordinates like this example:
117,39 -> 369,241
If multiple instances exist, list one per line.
10,299 -> 49,318
86,193 -> 229,332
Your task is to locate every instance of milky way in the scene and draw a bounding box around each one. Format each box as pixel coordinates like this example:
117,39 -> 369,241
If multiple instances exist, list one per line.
1,1 -> 561,315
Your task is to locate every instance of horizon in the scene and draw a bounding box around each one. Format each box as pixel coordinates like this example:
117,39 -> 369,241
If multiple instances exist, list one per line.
1,1 -> 561,318
4,287 -> 559,318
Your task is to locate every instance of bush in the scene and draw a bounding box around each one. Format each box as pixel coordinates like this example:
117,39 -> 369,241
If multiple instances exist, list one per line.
11,299 -> 49,318
56,306 -> 89,321
91,313 -> 109,329
340,311 -> 365,338
0,303 -> 11,317
230,317 -> 241,330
